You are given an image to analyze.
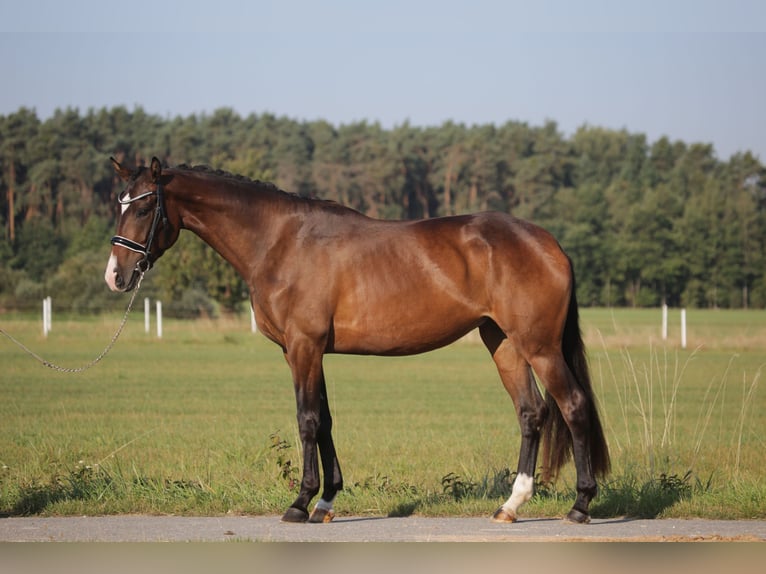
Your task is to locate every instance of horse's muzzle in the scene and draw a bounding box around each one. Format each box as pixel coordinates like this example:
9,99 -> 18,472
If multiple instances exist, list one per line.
113,269 -> 141,292
105,254 -> 141,292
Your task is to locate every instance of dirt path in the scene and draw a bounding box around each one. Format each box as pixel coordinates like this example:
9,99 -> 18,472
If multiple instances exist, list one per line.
2,515 -> 765,542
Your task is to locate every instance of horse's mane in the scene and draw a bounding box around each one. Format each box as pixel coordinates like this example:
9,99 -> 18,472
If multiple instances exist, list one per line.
175,163 -> 280,191
173,163 -> 356,215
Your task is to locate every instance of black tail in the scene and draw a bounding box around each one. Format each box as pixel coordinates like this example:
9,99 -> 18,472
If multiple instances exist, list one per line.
541,266 -> 610,482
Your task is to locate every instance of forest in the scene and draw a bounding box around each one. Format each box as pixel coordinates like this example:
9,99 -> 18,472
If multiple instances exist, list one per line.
1,106 -> 765,317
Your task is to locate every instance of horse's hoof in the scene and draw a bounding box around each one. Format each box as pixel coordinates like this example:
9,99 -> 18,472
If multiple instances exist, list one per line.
281,506 -> 310,523
491,507 -> 517,523
565,508 -> 591,524
308,507 -> 335,523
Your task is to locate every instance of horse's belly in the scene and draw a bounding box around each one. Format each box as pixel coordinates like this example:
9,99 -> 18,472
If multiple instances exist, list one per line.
330,302 -> 483,355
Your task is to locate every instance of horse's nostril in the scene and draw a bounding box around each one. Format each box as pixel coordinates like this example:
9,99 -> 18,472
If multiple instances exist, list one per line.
115,274 -> 124,289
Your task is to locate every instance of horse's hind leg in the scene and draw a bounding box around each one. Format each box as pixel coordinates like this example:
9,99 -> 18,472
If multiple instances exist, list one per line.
480,322 -> 547,523
529,351 -> 598,523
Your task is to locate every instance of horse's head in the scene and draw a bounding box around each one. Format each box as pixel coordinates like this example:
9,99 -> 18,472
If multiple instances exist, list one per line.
104,156 -> 179,292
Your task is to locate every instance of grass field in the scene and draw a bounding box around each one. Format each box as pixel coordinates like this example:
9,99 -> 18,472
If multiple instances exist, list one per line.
1,307 -> 764,519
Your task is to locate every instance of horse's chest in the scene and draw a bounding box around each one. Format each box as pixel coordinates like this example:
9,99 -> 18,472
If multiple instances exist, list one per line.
250,303 -> 286,347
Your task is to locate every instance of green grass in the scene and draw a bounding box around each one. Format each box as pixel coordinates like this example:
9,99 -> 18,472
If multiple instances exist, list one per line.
1,308 -> 764,519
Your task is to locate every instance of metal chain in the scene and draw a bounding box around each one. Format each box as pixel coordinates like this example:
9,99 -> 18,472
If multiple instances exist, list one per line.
0,272 -> 145,374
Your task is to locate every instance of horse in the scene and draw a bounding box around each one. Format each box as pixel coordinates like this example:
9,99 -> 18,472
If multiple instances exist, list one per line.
105,156 -> 610,524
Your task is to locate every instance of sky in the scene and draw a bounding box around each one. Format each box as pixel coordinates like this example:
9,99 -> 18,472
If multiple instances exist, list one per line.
1,0 -> 765,160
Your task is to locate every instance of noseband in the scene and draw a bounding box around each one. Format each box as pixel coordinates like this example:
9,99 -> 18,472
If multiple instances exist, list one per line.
110,181 -> 168,272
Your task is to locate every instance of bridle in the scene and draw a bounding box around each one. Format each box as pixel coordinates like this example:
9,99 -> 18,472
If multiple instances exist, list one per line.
110,180 -> 169,272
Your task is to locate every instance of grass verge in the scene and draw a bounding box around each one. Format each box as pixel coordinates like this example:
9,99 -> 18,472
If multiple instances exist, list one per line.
1,309 -> 764,519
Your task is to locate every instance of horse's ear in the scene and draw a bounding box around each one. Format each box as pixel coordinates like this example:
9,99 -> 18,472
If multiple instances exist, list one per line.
150,157 -> 163,183
110,156 -> 132,181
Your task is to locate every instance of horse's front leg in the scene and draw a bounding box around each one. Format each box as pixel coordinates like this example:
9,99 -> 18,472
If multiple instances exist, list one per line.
281,336 -> 334,523
307,368 -> 343,523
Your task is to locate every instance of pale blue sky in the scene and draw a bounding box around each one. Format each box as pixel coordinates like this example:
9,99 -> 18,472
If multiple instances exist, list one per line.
1,0 -> 764,159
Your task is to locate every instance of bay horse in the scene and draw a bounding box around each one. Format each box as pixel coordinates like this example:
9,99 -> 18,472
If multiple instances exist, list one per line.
105,156 -> 610,524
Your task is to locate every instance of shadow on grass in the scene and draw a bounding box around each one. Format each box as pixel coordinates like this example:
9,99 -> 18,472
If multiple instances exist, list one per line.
5,467 -> 697,519
6,467 -> 212,516
5,464 -> 116,515
590,471 -> 695,519
10,478 -> 98,516
389,501 -> 421,517
12,489 -> 60,515
387,469 -> 696,519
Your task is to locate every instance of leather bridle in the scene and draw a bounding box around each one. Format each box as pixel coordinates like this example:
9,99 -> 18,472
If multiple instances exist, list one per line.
110,181 -> 168,272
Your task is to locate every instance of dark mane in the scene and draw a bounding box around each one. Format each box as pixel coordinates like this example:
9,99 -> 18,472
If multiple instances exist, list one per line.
173,163 -> 357,216
175,163 -> 280,191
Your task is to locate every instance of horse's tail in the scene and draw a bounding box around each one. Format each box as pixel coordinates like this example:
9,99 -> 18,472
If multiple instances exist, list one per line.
541,263 -> 611,483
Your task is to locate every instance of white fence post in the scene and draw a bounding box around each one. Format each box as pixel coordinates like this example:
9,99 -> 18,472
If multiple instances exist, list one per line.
42,297 -> 51,337
144,297 -> 151,334
250,306 -> 257,334
681,308 -> 687,349
661,304 -> 668,341
156,301 -> 163,339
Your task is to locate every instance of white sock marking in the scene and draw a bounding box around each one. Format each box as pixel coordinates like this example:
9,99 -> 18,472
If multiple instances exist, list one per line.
314,495 -> 336,512
502,472 -> 534,515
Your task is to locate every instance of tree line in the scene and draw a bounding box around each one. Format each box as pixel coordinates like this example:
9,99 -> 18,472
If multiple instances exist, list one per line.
1,106 -> 765,317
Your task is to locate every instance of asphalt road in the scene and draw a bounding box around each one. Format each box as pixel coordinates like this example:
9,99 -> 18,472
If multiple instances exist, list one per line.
2,514 -> 765,542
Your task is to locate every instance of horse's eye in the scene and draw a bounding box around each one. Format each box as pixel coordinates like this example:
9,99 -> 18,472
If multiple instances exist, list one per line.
135,207 -> 152,218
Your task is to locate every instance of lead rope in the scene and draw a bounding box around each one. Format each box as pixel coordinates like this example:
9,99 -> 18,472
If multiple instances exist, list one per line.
0,271 -> 145,374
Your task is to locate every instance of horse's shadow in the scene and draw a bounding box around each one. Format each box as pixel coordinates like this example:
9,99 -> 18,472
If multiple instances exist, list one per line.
588,474 -> 692,519
386,473 -> 689,520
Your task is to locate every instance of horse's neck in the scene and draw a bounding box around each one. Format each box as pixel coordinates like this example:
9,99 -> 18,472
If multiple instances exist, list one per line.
171,175 -> 290,279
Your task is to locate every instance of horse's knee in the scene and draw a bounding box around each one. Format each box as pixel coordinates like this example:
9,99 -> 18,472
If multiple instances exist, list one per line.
297,411 -> 320,441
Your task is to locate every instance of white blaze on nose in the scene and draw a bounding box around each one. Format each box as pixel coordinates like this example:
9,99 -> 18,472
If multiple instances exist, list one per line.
104,253 -> 119,291
107,191 -> 133,291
